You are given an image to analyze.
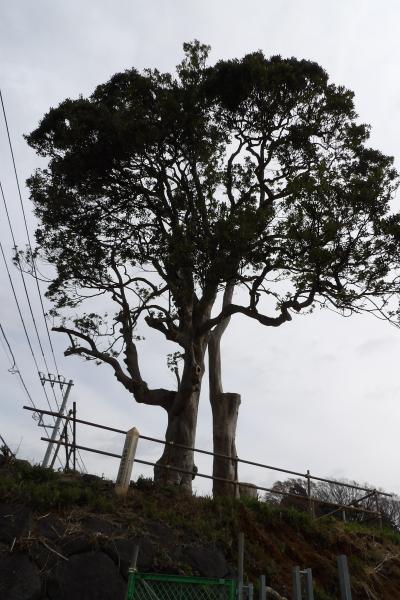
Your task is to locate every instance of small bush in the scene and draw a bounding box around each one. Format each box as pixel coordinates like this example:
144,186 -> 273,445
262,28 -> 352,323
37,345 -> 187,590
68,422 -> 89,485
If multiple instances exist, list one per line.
282,506 -> 314,533
134,476 -> 154,491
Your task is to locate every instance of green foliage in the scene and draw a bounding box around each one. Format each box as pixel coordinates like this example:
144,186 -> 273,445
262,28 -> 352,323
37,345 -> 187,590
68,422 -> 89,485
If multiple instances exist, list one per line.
282,506 -> 315,533
381,527 -> 400,546
24,41 -> 400,397
0,460 -> 114,511
12,461 -> 58,483
134,475 -> 155,491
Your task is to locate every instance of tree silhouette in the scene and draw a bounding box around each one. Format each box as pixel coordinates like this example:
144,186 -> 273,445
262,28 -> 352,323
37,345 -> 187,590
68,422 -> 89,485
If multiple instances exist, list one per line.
26,41 -> 398,492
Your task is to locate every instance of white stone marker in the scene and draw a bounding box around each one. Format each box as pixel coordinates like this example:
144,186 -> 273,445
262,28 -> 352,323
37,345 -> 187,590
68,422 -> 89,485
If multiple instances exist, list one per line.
115,427 -> 140,496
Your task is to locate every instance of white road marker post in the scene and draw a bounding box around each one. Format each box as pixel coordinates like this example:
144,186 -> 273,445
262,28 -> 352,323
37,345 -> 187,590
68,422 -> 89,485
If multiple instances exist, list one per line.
115,427 -> 140,496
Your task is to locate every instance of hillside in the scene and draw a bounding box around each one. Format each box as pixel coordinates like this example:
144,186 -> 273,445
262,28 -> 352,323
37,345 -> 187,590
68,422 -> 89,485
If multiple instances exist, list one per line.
1,457 -> 400,600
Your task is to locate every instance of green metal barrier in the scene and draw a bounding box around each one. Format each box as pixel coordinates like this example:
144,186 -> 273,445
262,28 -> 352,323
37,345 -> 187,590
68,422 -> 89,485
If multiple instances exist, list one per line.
126,572 -> 236,600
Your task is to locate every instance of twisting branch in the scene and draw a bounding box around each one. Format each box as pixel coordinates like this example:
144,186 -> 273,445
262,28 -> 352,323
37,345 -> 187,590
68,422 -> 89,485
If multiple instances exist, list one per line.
200,302 -> 291,333
53,325 -> 175,410
201,284 -> 318,334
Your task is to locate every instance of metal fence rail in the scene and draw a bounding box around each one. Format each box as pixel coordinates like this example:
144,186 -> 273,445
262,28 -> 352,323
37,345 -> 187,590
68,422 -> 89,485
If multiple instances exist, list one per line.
126,573 -> 236,600
23,405 -> 393,522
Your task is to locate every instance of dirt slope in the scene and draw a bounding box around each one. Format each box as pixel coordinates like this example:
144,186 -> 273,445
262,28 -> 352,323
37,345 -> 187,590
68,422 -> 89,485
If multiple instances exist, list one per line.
1,458 -> 399,599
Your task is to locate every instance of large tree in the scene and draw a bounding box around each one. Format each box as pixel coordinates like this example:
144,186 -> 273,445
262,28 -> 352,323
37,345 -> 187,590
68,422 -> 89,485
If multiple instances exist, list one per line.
26,42 -> 398,493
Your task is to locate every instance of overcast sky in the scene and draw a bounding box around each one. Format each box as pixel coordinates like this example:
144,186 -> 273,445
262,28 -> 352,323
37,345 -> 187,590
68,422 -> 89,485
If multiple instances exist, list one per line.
1,0 -> 400,496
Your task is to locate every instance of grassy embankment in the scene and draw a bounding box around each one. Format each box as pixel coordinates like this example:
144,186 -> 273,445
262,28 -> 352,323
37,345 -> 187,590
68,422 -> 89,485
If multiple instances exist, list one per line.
1,457 -> 400,599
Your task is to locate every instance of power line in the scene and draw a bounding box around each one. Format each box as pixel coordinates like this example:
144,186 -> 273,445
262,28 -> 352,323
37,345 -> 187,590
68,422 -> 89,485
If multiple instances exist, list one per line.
0,88 -> 60,377
0,322 -> 36,407
0,89 -> 87,474
0,224 -> 85,468
0,181 -> 71,436
0,239 -> 41,374
0,240 -> 87,471
0,96 -> 57,414
0,236 -> 67,438
0,322 -> 63,469
0,178 -> 66,421
0,241 -> 86,470
0,179 -> 56,391
0,320 -> 17,370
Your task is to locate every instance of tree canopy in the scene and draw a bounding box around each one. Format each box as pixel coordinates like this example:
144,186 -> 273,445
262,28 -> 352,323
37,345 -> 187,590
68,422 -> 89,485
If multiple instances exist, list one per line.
26,41 -> 399,491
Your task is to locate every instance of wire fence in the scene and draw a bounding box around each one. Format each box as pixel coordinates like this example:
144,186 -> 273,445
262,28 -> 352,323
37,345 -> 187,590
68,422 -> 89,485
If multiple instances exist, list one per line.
126,573 -> 236,600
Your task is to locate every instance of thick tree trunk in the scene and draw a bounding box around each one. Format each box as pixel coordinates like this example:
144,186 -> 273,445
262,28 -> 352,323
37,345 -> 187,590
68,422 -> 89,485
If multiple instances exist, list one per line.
208,283 -> 241,497
154,389 -> 200,491
211,389 -> 241,497
55,287 -> 216,496
154,343 -> 206,492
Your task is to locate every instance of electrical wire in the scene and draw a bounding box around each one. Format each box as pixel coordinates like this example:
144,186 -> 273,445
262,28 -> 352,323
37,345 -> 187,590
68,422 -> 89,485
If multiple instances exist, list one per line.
0,180 -> 57,398
0,322 -> 63,469
0,236 -> 86,472
0,245 -> 86,471
0,239 -> 42,375
0,90 -> 87,473
0,322 -> 37,409
0,239 -> 60,425
0,179 -> 75,439
0,89 -> 60,376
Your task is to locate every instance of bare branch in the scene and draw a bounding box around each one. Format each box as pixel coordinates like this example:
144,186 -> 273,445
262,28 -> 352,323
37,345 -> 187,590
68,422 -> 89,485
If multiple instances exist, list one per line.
211,281 -> 235,342
53,325 -> 175,410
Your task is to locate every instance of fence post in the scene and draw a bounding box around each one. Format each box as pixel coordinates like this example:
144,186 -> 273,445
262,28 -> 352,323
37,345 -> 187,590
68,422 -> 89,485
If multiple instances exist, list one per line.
248,583 -> 254,600
72,401 -> 77,471
304,568 -> 314,600
64,414 -> 70,470
337,555 -> 352,600
259,575 -> 266,600
306,470 -> 313,518
374,492 -> 383,529
234,456 -> 240,499
129,544 -> 140,573
115,427 -> 140,496
292,566 -> 302,600
238,532 -> 244,600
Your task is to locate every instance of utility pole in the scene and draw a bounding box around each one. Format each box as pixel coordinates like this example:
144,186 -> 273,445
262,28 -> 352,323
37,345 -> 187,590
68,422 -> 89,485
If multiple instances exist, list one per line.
41,374 -> 73,468
0,433 -> 15,458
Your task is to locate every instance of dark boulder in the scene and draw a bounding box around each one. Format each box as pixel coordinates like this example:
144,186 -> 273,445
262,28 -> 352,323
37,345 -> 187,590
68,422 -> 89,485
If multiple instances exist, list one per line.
0,504 -> 31,544
81,515 -> 121,536
0,553 -> 41,600
34,514 -> 64,541
60,535 -> 94,557
47,551 -> 125,600
104,537 -> 156,579
184,545 -> 231,578
28,540 -> 60,572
